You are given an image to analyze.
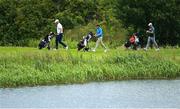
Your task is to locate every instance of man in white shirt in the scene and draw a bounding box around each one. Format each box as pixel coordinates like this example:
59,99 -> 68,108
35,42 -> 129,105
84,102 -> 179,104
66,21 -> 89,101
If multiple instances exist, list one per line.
54,19 -> 68,50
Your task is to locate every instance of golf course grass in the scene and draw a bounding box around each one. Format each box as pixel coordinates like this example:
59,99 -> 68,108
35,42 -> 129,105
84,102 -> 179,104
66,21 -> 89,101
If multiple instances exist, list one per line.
0,47 -> 180,88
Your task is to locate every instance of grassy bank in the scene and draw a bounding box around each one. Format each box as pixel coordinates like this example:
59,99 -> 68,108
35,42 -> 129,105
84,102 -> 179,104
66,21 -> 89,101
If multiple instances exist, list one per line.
0,47 -> 180,88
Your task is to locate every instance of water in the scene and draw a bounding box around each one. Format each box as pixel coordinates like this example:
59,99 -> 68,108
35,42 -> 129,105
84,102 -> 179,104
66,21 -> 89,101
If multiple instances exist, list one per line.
0,80 -> 180,108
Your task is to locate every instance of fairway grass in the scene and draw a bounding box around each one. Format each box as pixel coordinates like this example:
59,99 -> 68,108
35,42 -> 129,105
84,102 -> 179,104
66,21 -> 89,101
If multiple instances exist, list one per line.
0,47 -> 180,88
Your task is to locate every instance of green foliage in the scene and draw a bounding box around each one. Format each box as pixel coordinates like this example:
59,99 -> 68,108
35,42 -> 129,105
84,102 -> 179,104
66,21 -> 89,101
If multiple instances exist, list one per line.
116,0 -> 180,45
0,0 -> 56,46
0,0 -> 17,45
0,0 -> 179,46
55,11 -> 85,29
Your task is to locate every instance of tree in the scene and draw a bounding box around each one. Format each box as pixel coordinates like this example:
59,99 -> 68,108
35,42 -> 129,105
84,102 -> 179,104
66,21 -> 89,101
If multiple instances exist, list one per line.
0,0 -> 17,45
116,0 -> 180,45
0,0 -> 56,46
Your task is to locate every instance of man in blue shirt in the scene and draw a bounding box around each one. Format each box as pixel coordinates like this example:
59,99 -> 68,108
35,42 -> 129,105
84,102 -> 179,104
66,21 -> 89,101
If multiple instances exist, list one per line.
92,24 -> 107,52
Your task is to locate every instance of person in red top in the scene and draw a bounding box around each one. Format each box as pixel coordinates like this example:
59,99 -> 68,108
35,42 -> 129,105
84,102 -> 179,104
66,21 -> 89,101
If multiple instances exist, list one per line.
129,35 -> 135,44
124,33 -> 140,50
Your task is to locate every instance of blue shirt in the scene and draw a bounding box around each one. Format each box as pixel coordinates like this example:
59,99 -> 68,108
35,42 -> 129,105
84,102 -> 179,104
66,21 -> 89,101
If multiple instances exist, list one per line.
96,27 -> 103,38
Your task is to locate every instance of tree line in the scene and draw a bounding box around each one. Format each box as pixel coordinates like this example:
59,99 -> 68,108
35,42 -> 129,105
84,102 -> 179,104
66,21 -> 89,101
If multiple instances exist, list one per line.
0,0 -> 179,46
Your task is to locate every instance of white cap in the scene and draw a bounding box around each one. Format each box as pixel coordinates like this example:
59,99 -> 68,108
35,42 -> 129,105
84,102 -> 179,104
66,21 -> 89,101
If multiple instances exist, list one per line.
148,23 -> 152,26
55,19 -> 59,23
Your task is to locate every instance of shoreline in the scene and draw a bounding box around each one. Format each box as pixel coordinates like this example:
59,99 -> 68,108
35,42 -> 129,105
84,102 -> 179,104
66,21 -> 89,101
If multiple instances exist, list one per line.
1,78 -> 180,89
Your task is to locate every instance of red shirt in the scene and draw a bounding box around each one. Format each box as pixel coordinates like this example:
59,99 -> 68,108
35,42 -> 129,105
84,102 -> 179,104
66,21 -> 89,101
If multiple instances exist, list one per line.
129,35 -> 135,44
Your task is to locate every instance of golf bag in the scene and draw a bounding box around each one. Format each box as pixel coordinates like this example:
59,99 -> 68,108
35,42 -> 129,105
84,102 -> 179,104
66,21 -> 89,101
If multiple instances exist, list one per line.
124,33 -> 140,50
39,32 -> 54,50
77,32 -> 94,51
124,41 -> 131,48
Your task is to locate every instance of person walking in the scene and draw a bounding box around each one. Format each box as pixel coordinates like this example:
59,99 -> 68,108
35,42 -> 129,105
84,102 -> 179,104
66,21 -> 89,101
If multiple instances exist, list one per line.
54,19 -> 68,50
92,24 -> 107,52
144,22 -> 159,51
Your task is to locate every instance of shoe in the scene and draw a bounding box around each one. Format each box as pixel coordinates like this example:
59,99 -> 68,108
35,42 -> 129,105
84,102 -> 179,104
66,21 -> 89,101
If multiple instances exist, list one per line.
144,48 -> 147,51
92,49 -> 96,52
53,49 -> 57,51
155,48 -> 160,51
65,46 -> 68,50
104,49 -> 107,53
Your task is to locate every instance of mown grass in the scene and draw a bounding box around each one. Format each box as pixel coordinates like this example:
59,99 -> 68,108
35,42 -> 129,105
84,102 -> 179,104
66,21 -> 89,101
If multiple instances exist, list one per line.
0,47 -> 180,88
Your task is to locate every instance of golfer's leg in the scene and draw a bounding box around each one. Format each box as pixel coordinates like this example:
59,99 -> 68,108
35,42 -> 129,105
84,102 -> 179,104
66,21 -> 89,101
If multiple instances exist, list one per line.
55,36 -> 59,49
59,33 -> 67,48
59,41 -> 67,47
100,38 -> 107,49
94,38 -> 100,50
152,37 -> 159,48
145,37 -> 151,49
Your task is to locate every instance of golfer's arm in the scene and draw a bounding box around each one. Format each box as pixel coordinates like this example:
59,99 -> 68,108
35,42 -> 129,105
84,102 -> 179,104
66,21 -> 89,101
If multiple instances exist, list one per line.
61,28 -> 63,33
96,30 -> 102,37
147,30 -> 153,34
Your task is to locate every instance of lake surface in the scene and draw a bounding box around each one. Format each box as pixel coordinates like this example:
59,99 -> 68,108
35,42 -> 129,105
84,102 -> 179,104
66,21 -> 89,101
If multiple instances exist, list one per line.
0,80 -> 180,108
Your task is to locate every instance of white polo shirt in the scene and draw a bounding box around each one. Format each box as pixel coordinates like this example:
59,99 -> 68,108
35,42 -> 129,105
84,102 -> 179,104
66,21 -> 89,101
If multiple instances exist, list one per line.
57,23 -> 63,34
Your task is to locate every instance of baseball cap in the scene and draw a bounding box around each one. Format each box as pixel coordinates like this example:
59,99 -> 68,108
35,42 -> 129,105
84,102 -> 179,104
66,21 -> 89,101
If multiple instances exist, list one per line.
55,19 -> 59,23
148,23 -> 152,26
